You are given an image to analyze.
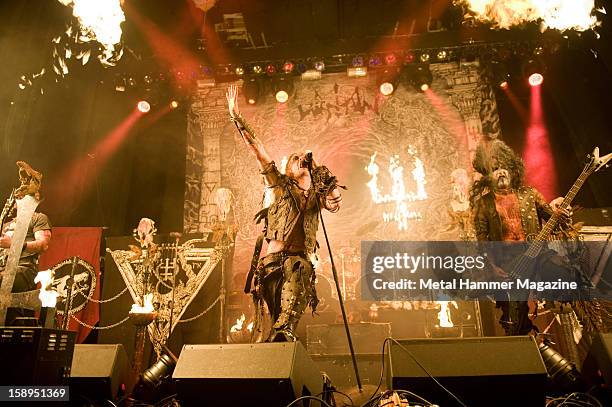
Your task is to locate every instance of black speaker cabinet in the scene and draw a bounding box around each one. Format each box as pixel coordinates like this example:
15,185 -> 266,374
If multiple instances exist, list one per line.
387,336 -> 547,406
70,344 -> 129,401
173,342 -> 323,406
0,327 -> 75,385
588,333 -> 612,385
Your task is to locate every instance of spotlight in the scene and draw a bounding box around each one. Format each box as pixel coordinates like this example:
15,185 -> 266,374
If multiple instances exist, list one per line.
142,354 -> 176,388
235,66 -> 245,76
528,73 -> 544,87
273,75 -> 294,103
436,50 -> 448,61
384,53 -> 397,65
351,56 -> 364,67
314,61 -> 325,72
419,53 -> 430,63
538,340 -> 585,392
282,61 -> 294,73
137,100 -> 151,113
266,64 -> 276,75
379,82 -> 394,96
377,67 -> 400,96
242,77 -> 261,105
170,100 -> 179,109
252,65 -> 263,74
499,81 -> 509,90
368,55 -> 382,67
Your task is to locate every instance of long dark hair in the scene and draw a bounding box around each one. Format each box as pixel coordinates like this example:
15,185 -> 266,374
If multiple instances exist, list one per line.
469,138 -> 525,207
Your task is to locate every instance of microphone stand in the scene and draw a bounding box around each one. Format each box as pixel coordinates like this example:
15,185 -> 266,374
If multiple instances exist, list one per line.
307,161 -> 362,392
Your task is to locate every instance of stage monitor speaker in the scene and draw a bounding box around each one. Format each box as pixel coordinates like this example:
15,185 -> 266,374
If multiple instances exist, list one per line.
0,327 -> 75,385
387,336 -> 547,406
70,344 -> 129,401
588,333 -> 612,385
173,342 -> 323,406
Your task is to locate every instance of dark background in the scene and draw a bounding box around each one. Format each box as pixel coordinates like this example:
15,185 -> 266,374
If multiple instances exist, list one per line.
1,0 -> 611,236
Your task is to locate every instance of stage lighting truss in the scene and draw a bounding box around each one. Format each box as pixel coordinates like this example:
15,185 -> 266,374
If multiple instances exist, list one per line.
377,66 -> 401,96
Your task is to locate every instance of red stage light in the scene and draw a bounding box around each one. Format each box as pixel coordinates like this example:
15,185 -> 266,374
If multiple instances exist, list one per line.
384,53 -> 397,65
528,73 -> 543,87
404,52 -> 415,64
266,64 -> 276,74
137,100 -> 151,113
282,61 -> 294,73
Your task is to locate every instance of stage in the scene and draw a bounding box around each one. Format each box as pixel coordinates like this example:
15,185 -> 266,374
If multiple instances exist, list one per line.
1,1 -> 612,406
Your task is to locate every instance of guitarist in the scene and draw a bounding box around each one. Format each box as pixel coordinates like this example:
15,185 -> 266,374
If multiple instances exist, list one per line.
469,138 -> 574,335
0,164 -> 52,325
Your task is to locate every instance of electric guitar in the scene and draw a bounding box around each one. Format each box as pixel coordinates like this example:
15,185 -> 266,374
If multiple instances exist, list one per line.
497,148 -> 611,335
0,190 -> 17,268
503,147 -> 612,281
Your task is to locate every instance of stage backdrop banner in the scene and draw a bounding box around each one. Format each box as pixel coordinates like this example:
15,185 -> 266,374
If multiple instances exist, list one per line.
185,63 -> 501,281
39,227 -> 102,343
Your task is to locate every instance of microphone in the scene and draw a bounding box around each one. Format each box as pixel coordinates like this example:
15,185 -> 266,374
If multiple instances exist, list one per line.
302,151 -> 313,168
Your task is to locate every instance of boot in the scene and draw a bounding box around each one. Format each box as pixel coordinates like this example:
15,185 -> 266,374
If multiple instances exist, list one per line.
267,258 -> 312,342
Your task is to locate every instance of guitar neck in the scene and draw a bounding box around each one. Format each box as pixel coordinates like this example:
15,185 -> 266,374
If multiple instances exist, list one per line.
525,168 -> 591,258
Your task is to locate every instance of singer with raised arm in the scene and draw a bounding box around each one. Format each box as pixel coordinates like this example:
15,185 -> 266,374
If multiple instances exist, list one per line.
226,84 -> 344,342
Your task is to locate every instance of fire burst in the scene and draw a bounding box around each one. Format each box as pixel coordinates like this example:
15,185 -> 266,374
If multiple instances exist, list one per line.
436,301 -> 458,328
457,0 -> 602,32
230,313 -> 253,333
35,270 -> 59,308
366,149 -> 427,231
58,0 -> 125,66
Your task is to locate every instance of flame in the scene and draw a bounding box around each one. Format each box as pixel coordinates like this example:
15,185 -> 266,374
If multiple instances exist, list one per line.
131,293 -> 155,313
436,301 -> 458,328
366,150 -> 427,230
58,0 -> 125,66
35,270 -> 59,308
457,0 -> 602,32
230,313 -> 246,332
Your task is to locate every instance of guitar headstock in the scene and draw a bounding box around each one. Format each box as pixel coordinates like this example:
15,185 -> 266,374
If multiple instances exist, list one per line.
586,147 -> 612,174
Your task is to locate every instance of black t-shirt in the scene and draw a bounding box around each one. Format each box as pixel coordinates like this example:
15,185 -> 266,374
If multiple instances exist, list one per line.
3,212 -> 51,265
